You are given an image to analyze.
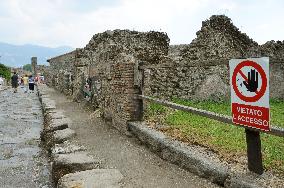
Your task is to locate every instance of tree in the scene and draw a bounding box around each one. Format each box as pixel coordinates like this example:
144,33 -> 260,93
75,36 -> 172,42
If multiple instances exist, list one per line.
23,64 -> 32,72
0,63 -> 10,80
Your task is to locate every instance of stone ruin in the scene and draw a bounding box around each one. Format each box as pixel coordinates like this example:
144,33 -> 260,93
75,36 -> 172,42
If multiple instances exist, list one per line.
145,15 -> 284,101
47,30 -> 168,132
44,15 -> 284,132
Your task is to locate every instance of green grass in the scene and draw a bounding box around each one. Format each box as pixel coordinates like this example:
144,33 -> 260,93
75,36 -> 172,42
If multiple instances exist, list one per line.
145,98 -> 284,174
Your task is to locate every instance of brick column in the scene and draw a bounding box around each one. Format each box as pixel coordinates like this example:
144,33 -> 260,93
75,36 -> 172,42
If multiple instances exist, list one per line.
31,57 -> 37,76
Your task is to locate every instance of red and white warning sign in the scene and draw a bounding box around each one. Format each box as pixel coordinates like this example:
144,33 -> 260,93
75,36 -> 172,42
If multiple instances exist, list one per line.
229,57 -> 270,131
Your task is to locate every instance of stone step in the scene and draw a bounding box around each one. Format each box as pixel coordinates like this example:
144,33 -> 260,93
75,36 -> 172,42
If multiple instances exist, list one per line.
51,141 -> 86,155
57,169 -> 124,188
46,111 -> 65,119
52,152 -> 100,185
45,112 -> 66,124
44,128 -> 76,149
44,109 -> 66,117
44,118 -> 71,132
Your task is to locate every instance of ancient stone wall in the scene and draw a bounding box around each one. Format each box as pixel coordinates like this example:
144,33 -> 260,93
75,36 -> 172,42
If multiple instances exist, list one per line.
84,30 -> 169,132
72,48 -> 90,101
47,50 -> 77,95
46,15 -> 284,133
260,41 -> 284,99
47,30 -> 169,132
144,15 -> 284,101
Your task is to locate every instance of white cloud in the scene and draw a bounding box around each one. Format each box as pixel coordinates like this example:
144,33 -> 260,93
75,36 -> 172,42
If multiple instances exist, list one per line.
0,0 -> 283,47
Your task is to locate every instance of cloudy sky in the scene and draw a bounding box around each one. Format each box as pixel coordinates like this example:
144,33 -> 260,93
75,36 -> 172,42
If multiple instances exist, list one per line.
0,0 -> 283,48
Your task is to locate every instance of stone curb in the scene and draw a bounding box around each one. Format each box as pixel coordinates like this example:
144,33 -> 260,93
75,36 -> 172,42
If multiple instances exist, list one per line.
36,87 -> 102,186
127,121 -> 229,186
36,86 -> 124,187
127,121 -> 262,188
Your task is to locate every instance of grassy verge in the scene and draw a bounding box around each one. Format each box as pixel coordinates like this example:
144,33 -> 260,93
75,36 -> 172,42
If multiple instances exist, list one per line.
145,98 -> 284,175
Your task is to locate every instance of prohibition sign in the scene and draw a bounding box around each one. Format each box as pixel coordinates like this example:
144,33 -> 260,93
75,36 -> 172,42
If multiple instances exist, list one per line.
232,60 -> 267,102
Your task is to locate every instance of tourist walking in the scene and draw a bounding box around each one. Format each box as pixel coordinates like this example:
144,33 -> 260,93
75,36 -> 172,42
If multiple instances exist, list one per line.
28,75 -> 35,92
22,75 -> 29,93
11,72 -> 18,93
0,76 -> 3,89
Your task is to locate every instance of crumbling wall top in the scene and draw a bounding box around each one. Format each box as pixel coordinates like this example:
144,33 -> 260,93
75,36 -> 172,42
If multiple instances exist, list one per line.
179,15 -> 259,64
260,40 -> 284,59
47,49 -> 79,63
85,29 -> 170,63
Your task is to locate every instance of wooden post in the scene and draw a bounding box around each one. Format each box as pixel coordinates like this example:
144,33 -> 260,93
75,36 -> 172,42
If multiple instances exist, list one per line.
245,129 -> 264,174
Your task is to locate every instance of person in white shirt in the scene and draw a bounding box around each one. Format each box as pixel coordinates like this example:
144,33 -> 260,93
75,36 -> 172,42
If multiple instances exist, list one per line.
0,76 -> 4,89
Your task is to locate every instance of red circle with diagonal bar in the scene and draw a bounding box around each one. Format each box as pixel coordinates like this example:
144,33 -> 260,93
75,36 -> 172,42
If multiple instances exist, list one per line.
232,60 -> 267,102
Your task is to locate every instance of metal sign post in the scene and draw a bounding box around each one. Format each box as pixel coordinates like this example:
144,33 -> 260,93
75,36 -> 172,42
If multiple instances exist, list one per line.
230,57 -> 270,174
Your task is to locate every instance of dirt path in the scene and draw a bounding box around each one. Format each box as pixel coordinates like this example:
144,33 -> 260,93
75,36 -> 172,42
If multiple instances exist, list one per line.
46,87 -> 219,188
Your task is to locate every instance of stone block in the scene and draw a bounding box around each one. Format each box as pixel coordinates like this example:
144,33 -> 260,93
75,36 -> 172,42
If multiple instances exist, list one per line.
41,98 -> 56,111
44,128 -> 76,149
44,109 -> 65,117
51,141 -> 86,155
57,169 -> 124,188
43,105 -> 56,113
53,128 -> 76,143
44,118 -> 70,133
52,152 -> 100,184
45,112 -> 66,123
41,97 -> 55,104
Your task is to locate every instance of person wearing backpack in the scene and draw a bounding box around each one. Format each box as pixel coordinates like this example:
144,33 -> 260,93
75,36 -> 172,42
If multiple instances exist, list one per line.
28,75 -> 35,93
11,71 -> 18,93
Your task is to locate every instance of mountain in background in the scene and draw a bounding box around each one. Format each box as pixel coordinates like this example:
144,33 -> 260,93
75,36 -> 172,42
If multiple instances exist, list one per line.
0,42 -> 74,68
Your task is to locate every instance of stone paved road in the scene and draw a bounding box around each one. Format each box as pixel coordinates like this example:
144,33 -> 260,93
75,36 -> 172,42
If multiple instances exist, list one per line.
0,88 -> 52,188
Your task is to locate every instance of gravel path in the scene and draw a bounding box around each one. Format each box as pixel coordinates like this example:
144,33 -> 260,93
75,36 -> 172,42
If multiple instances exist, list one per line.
46,87 -> 219,188
0,88 -> 52,188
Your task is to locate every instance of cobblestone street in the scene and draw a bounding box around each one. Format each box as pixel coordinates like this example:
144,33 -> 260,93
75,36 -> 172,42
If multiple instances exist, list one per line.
0,87 -> 51,188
